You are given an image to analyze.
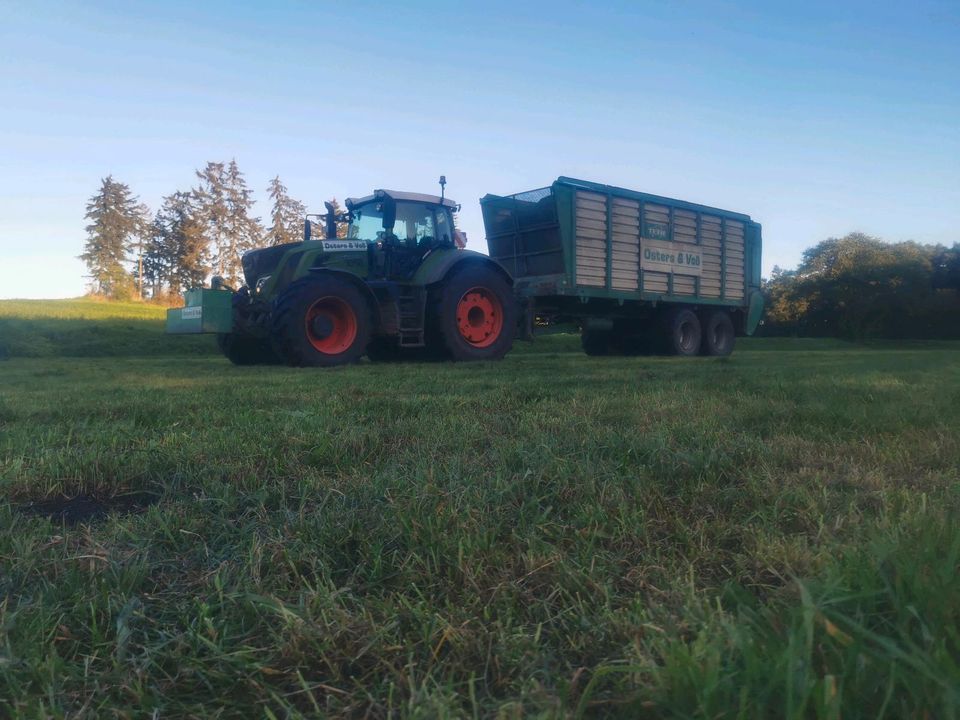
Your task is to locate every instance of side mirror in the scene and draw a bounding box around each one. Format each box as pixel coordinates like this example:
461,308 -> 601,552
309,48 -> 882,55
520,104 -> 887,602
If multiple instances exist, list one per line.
323,201 -> 338,239
303,219 -> 312,241
381,199 -> 396,231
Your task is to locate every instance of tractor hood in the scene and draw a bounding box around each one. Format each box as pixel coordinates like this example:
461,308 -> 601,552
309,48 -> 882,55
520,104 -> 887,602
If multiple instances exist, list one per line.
241,242 -> 301,288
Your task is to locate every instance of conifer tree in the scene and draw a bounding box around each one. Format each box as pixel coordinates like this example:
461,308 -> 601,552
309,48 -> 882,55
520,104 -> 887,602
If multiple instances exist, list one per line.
266,176 -> 307,246
193,161 -> 230,280
80,176 -> 144,298
131,201 -> 152,297
194,160 -> 263,285
144,191 -> 208,296
223,160 -> 263,284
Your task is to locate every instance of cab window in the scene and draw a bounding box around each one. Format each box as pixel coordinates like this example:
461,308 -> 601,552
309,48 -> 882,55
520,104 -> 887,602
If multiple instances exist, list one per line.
393,203 -> 436,248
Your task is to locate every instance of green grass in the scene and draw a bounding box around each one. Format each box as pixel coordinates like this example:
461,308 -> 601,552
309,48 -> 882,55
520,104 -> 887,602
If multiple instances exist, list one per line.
1,302 -> 958,718
0,298 -> 216,358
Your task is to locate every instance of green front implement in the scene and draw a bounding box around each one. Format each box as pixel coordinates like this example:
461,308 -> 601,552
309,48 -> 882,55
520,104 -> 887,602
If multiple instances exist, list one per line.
165,288 -> 233,334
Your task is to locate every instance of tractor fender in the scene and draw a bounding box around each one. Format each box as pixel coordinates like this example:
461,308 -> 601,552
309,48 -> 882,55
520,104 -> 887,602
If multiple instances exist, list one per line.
305,267 -> 382,326
412,248 -> 514,288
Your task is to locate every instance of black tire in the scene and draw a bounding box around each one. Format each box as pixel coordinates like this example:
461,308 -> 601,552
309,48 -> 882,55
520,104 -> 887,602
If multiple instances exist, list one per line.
664,308 -> 702,357
431,264 -> 515,361
216,333 -> 278,365
366,337 -> 403,363
613,332 -> 653,356
270,276 -> 372,367
581,329 -> 612,356
216,286 -> 280,365
700,309 -> 736,356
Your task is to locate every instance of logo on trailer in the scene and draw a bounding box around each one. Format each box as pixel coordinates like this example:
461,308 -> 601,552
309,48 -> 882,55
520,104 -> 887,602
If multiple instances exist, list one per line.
640,241 -> 702,276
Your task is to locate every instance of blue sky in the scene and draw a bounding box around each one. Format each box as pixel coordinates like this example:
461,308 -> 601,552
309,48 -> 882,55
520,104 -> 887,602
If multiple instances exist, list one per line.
1,0 -> 957,298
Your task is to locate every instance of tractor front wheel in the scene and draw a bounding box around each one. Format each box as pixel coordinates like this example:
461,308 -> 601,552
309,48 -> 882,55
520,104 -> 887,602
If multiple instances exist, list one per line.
271,277 -> 371,367
217,334 -> 278,365
433,265 -> 515,361
217,286 -> 279,365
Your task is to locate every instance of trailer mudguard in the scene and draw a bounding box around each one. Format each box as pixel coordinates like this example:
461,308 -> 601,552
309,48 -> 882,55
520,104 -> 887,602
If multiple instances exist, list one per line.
745,290 -> 765,335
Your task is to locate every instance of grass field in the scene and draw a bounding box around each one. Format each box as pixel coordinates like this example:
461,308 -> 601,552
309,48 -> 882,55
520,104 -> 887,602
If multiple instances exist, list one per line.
1,300 -> 958,718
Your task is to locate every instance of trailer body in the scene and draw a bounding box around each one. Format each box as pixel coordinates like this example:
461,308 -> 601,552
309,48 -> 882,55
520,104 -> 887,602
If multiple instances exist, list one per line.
481,177 -> 763,342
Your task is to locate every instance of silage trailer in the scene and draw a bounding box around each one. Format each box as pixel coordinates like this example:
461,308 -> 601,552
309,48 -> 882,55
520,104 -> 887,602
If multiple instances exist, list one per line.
165,177 -> 763,365
481,177 -> 764,356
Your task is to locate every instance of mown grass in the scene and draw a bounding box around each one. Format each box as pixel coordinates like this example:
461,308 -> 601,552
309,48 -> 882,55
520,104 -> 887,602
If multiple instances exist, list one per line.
0,298 -> 215,358
0,303 -> 958,718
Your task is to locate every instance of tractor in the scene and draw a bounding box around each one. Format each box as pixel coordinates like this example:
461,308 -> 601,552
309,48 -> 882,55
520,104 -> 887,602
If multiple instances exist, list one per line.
167,178 -> 516,366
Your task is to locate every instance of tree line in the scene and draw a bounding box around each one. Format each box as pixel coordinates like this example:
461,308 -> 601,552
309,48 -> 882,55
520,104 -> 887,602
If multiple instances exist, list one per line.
82,172 -> 960,339
80,160 -> 341,301
763,233 -> 960,339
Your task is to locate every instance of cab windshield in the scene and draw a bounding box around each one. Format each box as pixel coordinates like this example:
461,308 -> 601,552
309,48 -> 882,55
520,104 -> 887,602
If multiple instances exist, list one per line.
348,201 -> 451,249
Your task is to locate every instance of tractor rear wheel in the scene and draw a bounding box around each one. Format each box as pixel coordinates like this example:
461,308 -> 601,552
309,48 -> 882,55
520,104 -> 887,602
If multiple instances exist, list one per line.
271,277 -> 371,367
432,265 -> 515,361
700,309 -> 735,356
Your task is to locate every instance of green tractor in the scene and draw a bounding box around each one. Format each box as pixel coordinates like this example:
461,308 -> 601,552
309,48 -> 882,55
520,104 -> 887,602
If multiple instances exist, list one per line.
166,180 -> 516,366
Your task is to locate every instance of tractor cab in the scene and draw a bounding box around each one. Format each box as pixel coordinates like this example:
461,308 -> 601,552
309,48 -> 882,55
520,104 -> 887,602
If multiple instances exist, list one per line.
306,188 -> 460,280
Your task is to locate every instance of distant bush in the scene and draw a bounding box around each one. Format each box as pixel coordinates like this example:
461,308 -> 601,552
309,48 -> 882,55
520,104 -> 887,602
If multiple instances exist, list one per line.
763,234 -> 960,339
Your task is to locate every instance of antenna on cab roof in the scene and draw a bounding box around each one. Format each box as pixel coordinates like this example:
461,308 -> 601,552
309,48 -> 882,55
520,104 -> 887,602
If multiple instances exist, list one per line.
439,175 -> 446,204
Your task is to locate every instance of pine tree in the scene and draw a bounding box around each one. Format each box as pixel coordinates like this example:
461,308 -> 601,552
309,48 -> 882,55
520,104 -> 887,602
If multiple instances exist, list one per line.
193,161 -> 230,280
145,191 -> 208,297
194,160 -> 263,286
266,176 -> 307,246
80,176 -> 144,298
223,160 -> 263,284
130,202 -> 152,298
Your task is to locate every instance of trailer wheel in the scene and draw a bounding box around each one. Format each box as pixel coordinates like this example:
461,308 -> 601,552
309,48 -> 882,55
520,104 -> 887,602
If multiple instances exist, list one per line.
433,265 -> 515,361
271,277 -> 371,367
217,286 -> 279,365
700,310 -> 735,356
581,329 -> 612,356
664,308 -> 702,357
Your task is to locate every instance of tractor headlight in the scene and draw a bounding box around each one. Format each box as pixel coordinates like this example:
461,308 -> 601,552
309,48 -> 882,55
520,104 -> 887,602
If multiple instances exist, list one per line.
255,275 -> 271,293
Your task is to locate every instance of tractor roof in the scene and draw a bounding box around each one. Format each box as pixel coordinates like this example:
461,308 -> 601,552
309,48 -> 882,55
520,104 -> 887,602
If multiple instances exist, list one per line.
345,189 -> 458,209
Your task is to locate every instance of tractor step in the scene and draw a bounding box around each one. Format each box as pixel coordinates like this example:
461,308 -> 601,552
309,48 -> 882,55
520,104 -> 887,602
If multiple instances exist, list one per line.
397,286 -> 426,347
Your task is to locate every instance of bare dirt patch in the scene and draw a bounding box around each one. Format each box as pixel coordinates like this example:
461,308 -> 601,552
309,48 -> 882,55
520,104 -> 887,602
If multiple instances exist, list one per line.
18,492 -> 159,525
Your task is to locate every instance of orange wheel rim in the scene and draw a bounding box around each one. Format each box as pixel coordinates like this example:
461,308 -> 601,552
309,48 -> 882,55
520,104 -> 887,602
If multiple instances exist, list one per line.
305,296 -> 357,354
456,286 -> 504,348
